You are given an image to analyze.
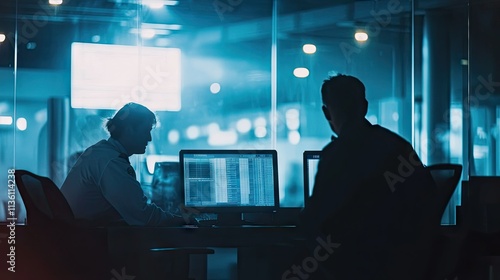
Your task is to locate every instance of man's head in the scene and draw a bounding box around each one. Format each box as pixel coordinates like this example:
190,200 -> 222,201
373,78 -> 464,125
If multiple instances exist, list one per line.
106,102 -> 156,155
321,74 -> 368,135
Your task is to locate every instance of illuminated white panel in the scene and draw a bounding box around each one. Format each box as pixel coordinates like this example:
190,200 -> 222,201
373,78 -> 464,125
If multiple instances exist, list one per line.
71,43 -> 181,111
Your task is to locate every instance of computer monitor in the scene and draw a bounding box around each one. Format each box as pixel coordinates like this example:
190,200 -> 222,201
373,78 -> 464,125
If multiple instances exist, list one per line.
303,150 -> 321,206
179,149 -> 279,225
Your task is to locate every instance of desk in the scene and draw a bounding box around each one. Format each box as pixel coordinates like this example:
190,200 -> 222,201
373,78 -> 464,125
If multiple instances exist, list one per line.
107,225 -> 302,252
107,225 -> 305,280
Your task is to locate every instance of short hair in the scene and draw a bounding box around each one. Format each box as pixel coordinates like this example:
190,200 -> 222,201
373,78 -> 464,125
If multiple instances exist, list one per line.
106,103 -> 156,138
321,74 -> 368,118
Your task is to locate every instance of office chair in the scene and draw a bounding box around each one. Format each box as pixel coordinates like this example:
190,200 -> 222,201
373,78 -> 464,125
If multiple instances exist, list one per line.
424,164 -> 464,280
15,169 -> 213,280
14,169 -> 109,279
458,176 -> 500,280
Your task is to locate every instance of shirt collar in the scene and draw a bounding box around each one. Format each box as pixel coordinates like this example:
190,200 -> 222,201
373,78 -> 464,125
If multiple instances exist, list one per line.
107,137 -> 130,156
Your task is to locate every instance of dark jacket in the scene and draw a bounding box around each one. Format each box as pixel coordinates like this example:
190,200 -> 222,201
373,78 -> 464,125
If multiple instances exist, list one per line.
300,119 -> 438,280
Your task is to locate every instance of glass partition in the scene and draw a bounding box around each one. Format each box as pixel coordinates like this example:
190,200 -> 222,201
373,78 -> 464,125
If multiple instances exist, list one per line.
1,0 -> 498,225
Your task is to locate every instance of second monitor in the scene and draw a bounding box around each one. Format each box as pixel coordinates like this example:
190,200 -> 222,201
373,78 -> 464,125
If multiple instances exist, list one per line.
179,149 -> 279,225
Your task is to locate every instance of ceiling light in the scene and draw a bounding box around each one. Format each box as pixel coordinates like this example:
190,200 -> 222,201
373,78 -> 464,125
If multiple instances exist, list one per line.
293,67 -> 309,78
0,34 -> 6,43
303,44 -> 316,54
355,32 -> 368,42
49,0 -> 63,5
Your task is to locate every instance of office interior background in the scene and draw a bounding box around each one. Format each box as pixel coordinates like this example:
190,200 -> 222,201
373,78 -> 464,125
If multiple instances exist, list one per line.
1,0 -> 499,226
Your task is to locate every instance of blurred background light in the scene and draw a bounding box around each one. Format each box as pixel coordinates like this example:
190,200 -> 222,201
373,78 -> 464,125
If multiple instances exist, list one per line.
236,118 -> 251,133
0,34 -> 5,43
210,83 -> 221,94
140,29 -> 156,39
26,42 -> 37,50
254,117 -> 267,127
285,108 -> 300,130
49,0 -> 63,5
254,126 -> 267,138
167,129 -> 180,144
293,67 -> 309,78
302,44 -> 316,54
91,35 -> 100,43
367,115 -> 378,124
207,122 -> 220,134
145,0 -> 163,9
355,31 -> 368,42
288,130 -> 301,145
208,130 -> 238,146
392,112 -> 399,121
0,116 -> 13,125
186,125 -> 200,140
16,118 -> 27,131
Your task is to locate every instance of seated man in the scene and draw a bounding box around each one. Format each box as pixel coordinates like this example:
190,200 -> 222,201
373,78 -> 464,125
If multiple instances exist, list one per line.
299,74 -> 439,280
61,102 -> 186,226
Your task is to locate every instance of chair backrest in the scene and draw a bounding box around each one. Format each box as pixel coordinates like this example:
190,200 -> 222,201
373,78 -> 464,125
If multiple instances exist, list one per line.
427,164 -> 463,220
467,176 -> 500,232
15,170 -> 75,226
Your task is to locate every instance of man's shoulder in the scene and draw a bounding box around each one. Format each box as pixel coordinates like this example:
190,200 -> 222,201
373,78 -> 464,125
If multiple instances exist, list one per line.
80,140 -> 121,161
370,124 -> 412,146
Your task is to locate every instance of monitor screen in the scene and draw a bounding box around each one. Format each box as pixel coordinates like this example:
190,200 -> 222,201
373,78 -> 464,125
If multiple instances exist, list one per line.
179,149 -> 279,224
303,151 -> 321,204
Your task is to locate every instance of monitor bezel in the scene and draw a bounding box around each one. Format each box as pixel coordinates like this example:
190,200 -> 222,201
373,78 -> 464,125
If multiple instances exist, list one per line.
303,150 -> 322,207
179,149 -> 280,214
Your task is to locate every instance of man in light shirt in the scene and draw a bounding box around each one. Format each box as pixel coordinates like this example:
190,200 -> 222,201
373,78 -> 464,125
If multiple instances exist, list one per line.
61,102 -> 186,226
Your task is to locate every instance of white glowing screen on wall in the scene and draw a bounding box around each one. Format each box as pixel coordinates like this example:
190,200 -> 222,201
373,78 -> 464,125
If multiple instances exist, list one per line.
71,43 -> 181,111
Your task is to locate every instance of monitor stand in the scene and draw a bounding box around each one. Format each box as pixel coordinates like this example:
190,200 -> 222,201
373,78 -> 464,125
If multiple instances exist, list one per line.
215,213 -> 244,226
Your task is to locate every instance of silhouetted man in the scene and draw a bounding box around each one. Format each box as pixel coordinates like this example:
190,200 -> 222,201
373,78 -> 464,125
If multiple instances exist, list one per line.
61,102 -> 185,226
299,74 -> 438,280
